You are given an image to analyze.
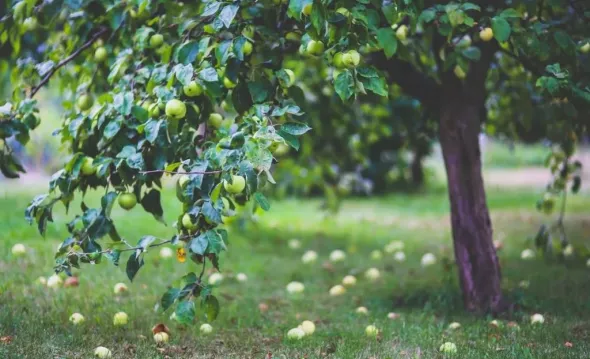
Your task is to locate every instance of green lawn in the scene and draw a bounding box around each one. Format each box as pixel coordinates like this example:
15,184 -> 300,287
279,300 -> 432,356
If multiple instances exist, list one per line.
1,184 -> 590,358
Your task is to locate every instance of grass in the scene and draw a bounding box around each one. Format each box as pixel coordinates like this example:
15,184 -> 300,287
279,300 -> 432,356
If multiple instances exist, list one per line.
1,184 -> 590,358
482,140 -> 549,169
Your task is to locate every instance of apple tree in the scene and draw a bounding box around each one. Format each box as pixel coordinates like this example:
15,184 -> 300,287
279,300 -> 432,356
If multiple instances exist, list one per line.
1,0 -> 589,317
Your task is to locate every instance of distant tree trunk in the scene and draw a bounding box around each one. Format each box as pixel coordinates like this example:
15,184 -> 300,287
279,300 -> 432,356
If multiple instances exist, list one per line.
439,95 -> 504,313
410,147 -> 426,187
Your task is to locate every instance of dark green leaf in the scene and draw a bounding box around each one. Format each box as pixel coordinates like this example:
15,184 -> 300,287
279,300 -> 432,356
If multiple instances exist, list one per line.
131,105 -> 149,122
500,8 -> 520,18
491,17 -> 510,42
190,232 -> 209,255
461,46 -> 481,61
126,152 -> 145,171
126,253 -> 144,281
161,288 -> 180,311
202,201 -> 222,224
377,28 -> 398,58
201,2 -> 221,16
280,122 -> 311,136
231,82 -> 253,113
137,235 -> 157,251
175,300 -> 195,325
176,41 -> 200,64
253,192 -> 270,211
101,192 -> 118,218
204,295 -> 220,321
141,189 -> 166,224
278,129 -> 300,150
105,249 -> 121,266
334,70 -> 355,101
218,5 -> 239,28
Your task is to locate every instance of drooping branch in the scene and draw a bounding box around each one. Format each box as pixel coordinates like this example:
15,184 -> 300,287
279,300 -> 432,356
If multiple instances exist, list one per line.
140,169 -> 223,176
370,52 -> 442,109
29,27 -> 108,98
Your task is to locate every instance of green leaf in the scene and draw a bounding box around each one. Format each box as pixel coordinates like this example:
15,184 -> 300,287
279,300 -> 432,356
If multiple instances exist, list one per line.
253,192 -> 270,211
461,46 -> 481,61
334,70 -> 355,101
175,300 -> 195,325
553,30 -> 576,55
137,235 -> 157,251
126,152 -> 145,171
491,17 -> 510,42
202,201 -> 222,224
101,192 -> 118,218
382,4 -> 400,25
310,3 -> 326,34
231,83 -> 253,113
418,9 -> 437,24
199,67 -> 219,82
126,253 -> 144,281
201,2 -> 221,16
190,232 -> 209,255
204,295 -> 220,322
218,4 -> 239,28
359,76 -> 388,96
572,176 -> 581,194
140,189 -> 165,224
280,122 -> 311,136
161,288 -> 180,311
174,64 -> 194,85
247,80 -> 273,104
176,41 -> 200,64
376,28 -> 398,58
114,92 -> 134,116
500,8 -> 520,18
105,249 -> 121,266
104,117 -> 122,140
144,120 -> 163,143
131,105 -> 149,122
278,129 -> 300,150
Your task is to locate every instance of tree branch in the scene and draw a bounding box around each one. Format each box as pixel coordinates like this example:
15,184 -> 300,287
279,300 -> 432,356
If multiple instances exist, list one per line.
370,52 -> 442,109
29,27 -> 108,98
140,169 -> 222,175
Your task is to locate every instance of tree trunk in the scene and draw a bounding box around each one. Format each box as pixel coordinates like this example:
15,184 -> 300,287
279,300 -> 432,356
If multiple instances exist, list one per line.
439,96 -> 504,314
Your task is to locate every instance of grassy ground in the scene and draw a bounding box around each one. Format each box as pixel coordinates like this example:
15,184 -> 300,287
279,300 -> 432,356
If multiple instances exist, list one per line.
1,184 -> 590,359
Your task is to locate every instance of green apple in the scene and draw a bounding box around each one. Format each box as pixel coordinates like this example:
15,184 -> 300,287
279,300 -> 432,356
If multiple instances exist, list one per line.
306,40 -> 324,55
94,47 -> 108,62
479,27 -> 493,42
333,52 -> 345,68
81,157 -> 95,176
23,17 -> 38,32
285,32 -> 301,42
342,50 -> 360,68
396,24 -> 408,41
150,34 -> 164,48
242,25 -> 255,38
208,113 -> 223,128
118,192 -> 137,210
77,94 -> 93,111
333,68 -> 343,80
223,77 -> 237,89
183,81 -> 203,97
454,65 -> 466,79
242,41 -> 253,56
178,175 -> 190,188
204,24 -> 215,34
223,175 -> 246,194
581,43 -> 590,54
182,213 -> 198,231
302,3 -> 312,16
165,99 -> 186,120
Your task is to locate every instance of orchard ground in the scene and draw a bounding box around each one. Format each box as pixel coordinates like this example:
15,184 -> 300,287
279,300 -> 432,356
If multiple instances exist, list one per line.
2,177 -> 590,359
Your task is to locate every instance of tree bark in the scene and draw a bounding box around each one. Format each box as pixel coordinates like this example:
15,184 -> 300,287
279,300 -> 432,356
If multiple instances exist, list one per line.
439,95 -> 504,313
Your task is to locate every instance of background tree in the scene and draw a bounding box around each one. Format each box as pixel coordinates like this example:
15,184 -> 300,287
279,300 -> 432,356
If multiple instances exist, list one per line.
0,0 -> 588,319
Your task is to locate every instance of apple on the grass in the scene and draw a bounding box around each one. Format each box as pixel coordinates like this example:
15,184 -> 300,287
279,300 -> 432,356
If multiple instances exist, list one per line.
69,313 -> 85,325
11,243 -> 26,256
329,284 -> 346,296
208,272 -> 224,285
47,274 -> 63,288
301,250 -> 318,263
153,332 -> 169,343
299,320 -> 315,335
118,192 -> 137,210
287,327 -> 305,340
365,325 -> 379,337
356,306 -> 369,315
113,282 -> 128,294
236,273 -> 248,282
223,175 -> 246,194
200,323 -> 213,334
440,342 -> 457,354
113,312 -> 128,326
159,247 -> 173,259
365,268 -> 380,281
329,249 -> 346,262
94,346 -> 112,358
286,281 -> 305,294
165,99 -> 187,120
342,275 -> 356,287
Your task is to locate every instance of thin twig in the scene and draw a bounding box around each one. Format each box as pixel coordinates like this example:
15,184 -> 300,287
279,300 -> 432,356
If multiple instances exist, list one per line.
199,257 -> 207,280
140,169 -> 222,175
73,239 -> 174,257
30,27 -> 108,98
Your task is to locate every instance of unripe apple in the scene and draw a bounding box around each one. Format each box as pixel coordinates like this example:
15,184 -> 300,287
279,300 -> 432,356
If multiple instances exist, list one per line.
356,306 -> 369,315
223,77 -> 237,89
47,274 -> 63,288
94,47 -> 108,62
159,247 -> 173,259
113,311 -> 128,326
223,175 -> 246,194
113,282 -> 128,294
178,175 -> 190,188
342,50 -> 360,68
329,284 -> 346,296
183,81 -> 203,97
182,213 -> 198,231
118,192 -> 137,210
236,272 -> 248,282
581,43 -> 590,53
153,332 -> 169,343
396,24 -> 408,41
333,68 -> 343,80
204,24 -> 215,34
479,27 -> 494,42
208,272 -> 223,285
286,281 -> 305,294
37,276 -> 47,286
365,267 -> 380,281
333,52 -> 345,68
150,33 -> 164,48
242,25 -> 255,38
439,342 -> 457,354
342,275 -> 356,287
23,17 -> 38,32
306,40 -> 325,55
208,113 -> 223,128
94,346 -> 112,358
365,325 -> 379,337
285,32 -> 301,42
454,65 -> 466,79
200,323 -> 213,334
302,3 -> 312,16
11,243 -> 26,256
329,249 -> 346,262
77,94 -> 93,111
287,327 -> 305,340
69,313 -> 85,325
299,320 -> 315,335
456,35 -> 472,48
165,99 -> 187,120
81,157 -> 95,176
242,41 -> 253,56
